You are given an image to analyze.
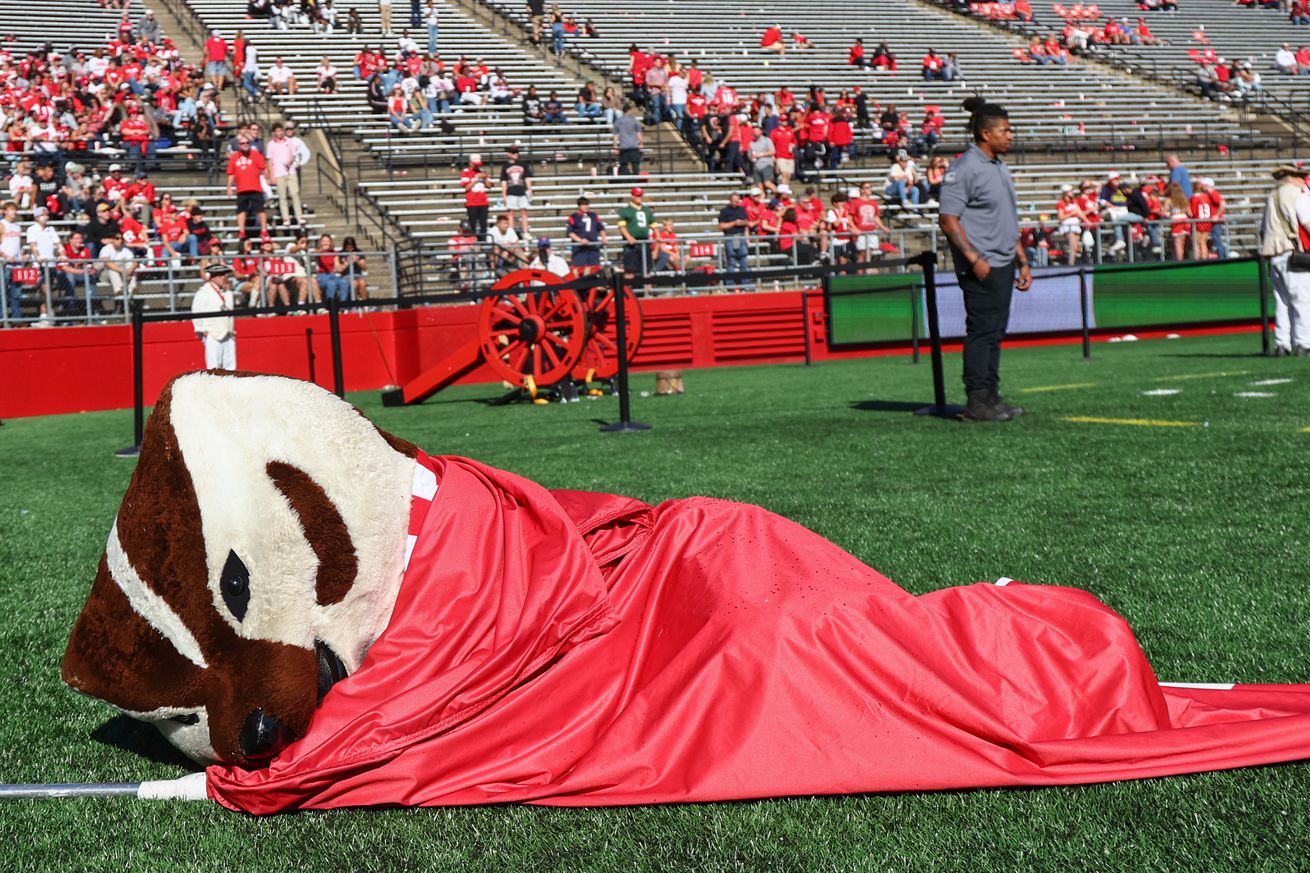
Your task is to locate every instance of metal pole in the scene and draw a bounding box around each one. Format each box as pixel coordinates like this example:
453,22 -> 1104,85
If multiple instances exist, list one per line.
600,269 -> 650,433
328,294 -> 345,399
913,252 -> 964,418
910,276 -> 920,364
115,300 -> 145,457
1257,254 -> 1272,356
1079,266 -> 1092,360
306,327 -> 317,384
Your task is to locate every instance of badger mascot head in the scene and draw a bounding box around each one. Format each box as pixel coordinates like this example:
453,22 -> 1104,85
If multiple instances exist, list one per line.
62,371 -> 419,765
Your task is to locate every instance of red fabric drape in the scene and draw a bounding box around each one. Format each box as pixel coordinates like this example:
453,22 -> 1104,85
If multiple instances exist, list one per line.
208,453 -> 1310,813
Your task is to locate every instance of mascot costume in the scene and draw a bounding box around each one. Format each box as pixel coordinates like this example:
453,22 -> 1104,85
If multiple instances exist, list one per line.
63,371 -> 1310,814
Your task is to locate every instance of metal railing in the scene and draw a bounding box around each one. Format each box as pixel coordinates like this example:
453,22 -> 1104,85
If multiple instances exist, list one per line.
0,250 -> 394,328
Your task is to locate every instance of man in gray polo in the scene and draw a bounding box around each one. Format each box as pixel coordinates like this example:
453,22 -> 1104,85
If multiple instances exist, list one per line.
613,105 -> 644,177
937,97 -> 1032,422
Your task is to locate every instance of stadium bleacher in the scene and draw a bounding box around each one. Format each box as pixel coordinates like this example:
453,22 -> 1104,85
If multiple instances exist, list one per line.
2,0 -> 1307,324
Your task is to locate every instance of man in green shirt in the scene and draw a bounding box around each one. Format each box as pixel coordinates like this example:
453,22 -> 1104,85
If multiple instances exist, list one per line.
616,186 -> 657,278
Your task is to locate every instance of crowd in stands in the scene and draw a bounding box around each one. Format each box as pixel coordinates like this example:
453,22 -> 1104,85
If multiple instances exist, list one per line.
1034,155 -> 1228,265
0,13 -> 231,164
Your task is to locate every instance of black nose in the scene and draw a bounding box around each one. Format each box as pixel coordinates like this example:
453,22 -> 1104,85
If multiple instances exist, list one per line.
239,708 -> 292,760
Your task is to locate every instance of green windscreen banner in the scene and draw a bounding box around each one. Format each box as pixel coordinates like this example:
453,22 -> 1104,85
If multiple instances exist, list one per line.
826,275 -> 922,347
1090,260 -> 1261,329
825,260 -> 1262,347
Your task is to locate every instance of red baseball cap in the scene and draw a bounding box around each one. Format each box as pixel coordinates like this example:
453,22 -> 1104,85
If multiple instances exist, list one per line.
630,186 -> 644,197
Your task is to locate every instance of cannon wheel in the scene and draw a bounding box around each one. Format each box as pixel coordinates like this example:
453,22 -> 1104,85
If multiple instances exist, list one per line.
477,270 -> 587,391
574,284 -> 644,382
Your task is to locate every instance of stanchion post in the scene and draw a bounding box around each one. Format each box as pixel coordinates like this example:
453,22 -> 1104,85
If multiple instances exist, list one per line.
1257,254 -> 1272,356
600,268 -> 651,433
115,299 -> 145,457
327,295 -> 345,399
1078,267 -> 1092,361
913,252 -> 966,419
910,278 -> 920,364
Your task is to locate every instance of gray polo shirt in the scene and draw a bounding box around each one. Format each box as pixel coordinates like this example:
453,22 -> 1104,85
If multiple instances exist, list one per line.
614,114 -> 642,150
938,143 -> 1020,274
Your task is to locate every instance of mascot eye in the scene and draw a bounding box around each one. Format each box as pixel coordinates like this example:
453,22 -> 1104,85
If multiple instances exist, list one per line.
169,713 -> 200,726
220,550 -> 251,622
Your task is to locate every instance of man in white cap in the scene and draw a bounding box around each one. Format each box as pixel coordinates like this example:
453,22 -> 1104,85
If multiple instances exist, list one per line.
191,262 -> 238,370
1260,163 -> 1310,356
138,9 -> 163,45
1198,176 -> 1228,258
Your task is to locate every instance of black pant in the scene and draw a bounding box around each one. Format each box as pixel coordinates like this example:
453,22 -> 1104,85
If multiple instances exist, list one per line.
466,205 -> 489,238
959,260 -> 1015,395
618,148 -> 642,176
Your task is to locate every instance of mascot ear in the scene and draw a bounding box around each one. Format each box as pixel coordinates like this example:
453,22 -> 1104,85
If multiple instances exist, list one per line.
266,460 -> 357,607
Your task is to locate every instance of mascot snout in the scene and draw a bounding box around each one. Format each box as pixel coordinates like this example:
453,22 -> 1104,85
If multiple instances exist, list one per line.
63,371 -> 418,765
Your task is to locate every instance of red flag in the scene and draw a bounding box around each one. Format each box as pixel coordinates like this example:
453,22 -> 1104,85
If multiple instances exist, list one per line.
208,453 -> 1310,812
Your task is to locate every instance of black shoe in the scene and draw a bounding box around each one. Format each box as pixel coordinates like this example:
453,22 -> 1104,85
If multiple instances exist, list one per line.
1297,348 -> 1310,358
963,390 -> 1012,422
1273,347 -> 1291,357
988,388 -> 1025,418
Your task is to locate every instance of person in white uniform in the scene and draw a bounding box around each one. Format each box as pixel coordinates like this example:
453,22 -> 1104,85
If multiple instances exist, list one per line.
191,262 -> 238,370
1259,162 -> 1310,357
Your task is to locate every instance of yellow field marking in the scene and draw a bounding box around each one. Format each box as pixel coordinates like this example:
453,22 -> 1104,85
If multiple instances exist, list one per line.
1301,427 -> 1310,433
1019,383 -> 1096,394
1063,416 -> 1202,428
1153,370 -> 1250,383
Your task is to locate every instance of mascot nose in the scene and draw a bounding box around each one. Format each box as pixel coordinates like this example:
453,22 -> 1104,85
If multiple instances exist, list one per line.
239,708 -> 292,760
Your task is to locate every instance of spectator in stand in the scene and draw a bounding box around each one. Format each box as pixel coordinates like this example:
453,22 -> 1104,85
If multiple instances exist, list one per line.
1294,1 -> 1310,25
267,124 -> 305,230
849,38 -> 867,68
850,182 -> 891,264
1276,43 -> 1299,75
1166,182 -> 1192,261
1126,177 -> 1163,255
644,56 -> 669,124
257,236 -> 292,309
268,57 -> 299,95
204,29 -> 229,91
232,236 -> 264,306
378,0 -> 394,37
527,0 -> 546,45
317,58 -> 339,94
424,0 -> 440,54
1166,155 -> 1193,198
543,90 -> 568,123
770,119 -> 797,188
870,42 -> 897,72
522,85 -> 544,124
460,154 -> 491,238
1056,185 -> 1087,264
577,82 -> 603,121
56,229 -> 97,315
2,200 -> 24,318
829,108 -> 854,168
747,126 -> 777,191
617,186 -> 656,279
26,206 -> 59,321
666,66 -> 687,127
529,238 -> 569,277
565,196 -> 605,272
885,149 -> 925,206
613,104 -> 644,176
550,7 -> 566,55
1200,176 -> 1228,258
283,232 -> 314,305
340,237 -> 369,301
922,49 -> 947,81
139,10 -> 164,44
718,191 -> 752,286
8,160 -> 33,212
98,230 -> 137,309
1190,180 -> 1215,259
387,84 -> 414,131
761,24 -> 786,56
227,134 -> 269,240
924,155 -> 948,201
487,211 -> 523,275
500,145 -> 533,240
314,234 -> 348,301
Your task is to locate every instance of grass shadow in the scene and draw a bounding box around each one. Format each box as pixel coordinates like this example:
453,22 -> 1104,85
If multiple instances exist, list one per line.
850,400 -> 933,413
90,716 -> 203,771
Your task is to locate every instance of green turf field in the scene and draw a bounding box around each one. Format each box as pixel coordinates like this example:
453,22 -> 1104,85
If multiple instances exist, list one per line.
2,332 -> 1309,871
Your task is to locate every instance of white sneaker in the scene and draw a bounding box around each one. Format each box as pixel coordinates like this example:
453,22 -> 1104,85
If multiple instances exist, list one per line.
1110,240 -> 1127,254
